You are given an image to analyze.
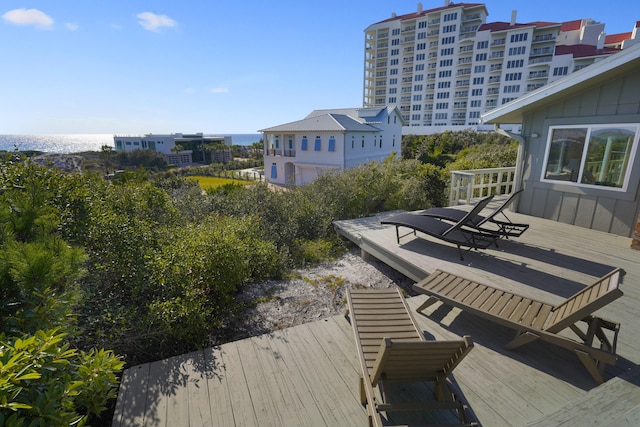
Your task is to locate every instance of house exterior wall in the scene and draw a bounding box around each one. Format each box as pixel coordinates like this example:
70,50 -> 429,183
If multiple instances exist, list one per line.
516,70 -> 640,237
263,109 -> 402,186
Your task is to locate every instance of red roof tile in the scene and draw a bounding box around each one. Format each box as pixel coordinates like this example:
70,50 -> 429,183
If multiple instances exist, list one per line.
561,19 -> 583,31
605,32 -> 632,44
555,44 -> 621,58
375,2 -> 486,24
478,21 -> 559,32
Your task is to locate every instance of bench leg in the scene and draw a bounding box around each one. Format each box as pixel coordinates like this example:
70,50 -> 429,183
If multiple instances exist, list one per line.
504,331 -> 539,350
575,350 -> 605,384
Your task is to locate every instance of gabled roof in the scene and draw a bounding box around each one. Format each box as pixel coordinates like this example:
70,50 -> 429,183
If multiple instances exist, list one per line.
306,106 -> 400,125
260,106 -> 404,133
260,114 -> 375,133
482,43 -> 640,124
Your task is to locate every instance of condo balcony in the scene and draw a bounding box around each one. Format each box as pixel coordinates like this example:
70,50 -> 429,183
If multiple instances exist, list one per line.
529,56 -> 552,65
462,13 -> 482,22
530,47 -> 554,57
532,34 -> 556,43
528,71 -> 548,79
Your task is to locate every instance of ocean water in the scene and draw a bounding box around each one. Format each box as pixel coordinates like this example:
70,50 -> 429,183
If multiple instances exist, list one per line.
0,133 -> 262,154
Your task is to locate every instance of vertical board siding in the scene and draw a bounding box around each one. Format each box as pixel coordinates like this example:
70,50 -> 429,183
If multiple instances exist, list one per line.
517,71 -> 640,237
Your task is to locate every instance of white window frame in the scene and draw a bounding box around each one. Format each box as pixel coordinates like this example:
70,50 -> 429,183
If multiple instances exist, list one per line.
540,123 -> 640,192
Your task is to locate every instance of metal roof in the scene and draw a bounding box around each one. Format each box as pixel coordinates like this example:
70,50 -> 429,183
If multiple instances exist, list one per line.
260,106 -> 400,133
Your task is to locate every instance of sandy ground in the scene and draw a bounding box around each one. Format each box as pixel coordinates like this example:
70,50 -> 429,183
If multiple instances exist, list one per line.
230,247 -> 415,341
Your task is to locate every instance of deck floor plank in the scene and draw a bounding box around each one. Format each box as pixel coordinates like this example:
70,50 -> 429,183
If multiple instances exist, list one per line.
278,323 -> 367,425
162,355 -> 191,427
115,209 -> 640,426
220,342 -> 259,426
202,346 -> 235,426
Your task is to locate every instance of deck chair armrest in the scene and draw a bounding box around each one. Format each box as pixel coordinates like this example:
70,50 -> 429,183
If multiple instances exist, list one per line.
370,337 -> 393,386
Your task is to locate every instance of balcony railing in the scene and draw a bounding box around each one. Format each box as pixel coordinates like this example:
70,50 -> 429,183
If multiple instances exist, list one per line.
266,149 -> 296,157
449,167 -> 516,205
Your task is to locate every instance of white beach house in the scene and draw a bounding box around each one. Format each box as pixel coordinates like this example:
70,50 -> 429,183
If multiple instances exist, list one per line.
260,106 -> 404,186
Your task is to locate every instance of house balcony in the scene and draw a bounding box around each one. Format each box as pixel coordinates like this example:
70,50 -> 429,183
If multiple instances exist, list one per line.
266,149 -> 296,157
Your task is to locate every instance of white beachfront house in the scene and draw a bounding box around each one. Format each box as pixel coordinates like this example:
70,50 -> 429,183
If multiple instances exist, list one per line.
260,106 -> 404,185
112,133 -> 232,166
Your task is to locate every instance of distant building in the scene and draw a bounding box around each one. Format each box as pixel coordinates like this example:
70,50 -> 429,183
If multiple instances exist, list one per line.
260,106 -> 404,185
363,2 -> 639,134
112,133 -> 233,166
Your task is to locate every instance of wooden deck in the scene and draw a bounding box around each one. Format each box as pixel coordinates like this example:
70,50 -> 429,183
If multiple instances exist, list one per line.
113,206 -> 640,426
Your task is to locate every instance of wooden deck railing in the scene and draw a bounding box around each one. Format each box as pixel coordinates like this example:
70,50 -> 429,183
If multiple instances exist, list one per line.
449,167 -> 516,206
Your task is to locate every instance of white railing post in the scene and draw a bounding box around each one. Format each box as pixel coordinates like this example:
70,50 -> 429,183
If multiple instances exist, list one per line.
449,167 -> 517,206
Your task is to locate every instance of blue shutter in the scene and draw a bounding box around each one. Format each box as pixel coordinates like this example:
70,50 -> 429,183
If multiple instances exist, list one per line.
314,137 -> 321,151
270,164 -> 277,179
328,138 -> 335,152
301,138 -> 308,151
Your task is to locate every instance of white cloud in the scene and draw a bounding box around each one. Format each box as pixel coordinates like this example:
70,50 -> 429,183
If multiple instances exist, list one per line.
2,8 -> 54,29
65,22 -> 79,31
136,12 -> 176,32
211,87 -> 229,94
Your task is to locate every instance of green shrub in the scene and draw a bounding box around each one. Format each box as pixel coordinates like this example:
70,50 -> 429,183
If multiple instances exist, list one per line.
0,329 -> 123,427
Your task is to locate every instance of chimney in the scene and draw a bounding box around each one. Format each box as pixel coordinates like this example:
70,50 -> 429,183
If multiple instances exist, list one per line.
445,0 -> 451,6
417,2 -> 423,13
391,12 -> 396,18
510,10 -> 517,26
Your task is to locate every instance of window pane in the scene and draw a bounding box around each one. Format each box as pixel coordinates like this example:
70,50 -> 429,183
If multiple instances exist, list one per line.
545,128 -> 587,182
583,127 -> 636,187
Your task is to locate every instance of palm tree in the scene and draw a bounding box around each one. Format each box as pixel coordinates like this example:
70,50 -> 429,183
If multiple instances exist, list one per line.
251,140 -> 264,159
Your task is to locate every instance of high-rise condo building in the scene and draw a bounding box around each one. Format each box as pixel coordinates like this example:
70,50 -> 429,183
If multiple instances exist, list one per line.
363,1 -> 639,133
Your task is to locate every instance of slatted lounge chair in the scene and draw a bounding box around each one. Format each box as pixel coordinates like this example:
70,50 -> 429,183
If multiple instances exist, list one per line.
420,189 -> 529,238
346,287 -> 476,427
381,195 -> 499,260
413,268 -> 625,384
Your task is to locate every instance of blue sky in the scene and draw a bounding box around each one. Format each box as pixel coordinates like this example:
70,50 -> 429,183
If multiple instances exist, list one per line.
2,1 -> 638,134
